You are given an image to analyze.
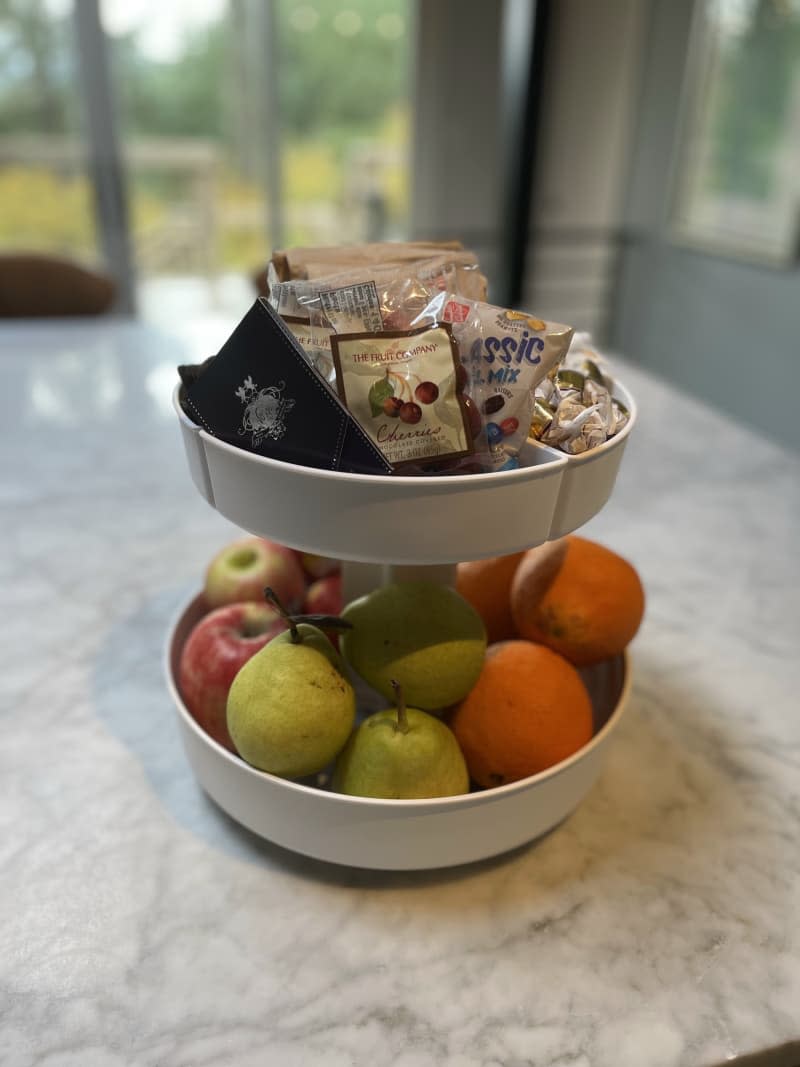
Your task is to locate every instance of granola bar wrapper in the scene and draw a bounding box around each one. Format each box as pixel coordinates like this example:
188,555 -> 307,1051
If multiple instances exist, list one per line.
269,240 -> 488,301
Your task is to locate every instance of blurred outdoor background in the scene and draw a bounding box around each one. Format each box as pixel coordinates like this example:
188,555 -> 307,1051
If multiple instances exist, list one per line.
0,0 -> 413,319
1,0 -> 799,448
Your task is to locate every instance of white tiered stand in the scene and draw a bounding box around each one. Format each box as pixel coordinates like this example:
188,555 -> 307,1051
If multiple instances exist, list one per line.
166,382 -> 636,870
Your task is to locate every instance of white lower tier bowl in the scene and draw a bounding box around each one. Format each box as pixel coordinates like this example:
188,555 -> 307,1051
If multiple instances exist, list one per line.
173,381 -> 636,564
166,594 -> 632,871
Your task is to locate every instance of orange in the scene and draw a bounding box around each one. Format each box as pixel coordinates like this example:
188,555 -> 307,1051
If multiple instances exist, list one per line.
510,536 -> 644,666
455,551 -> 524,643
449,640 -> 593,788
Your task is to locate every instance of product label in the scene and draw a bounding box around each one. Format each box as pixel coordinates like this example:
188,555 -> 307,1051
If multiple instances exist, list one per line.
319,281 -> 383,334
331,323 -> 474,469
283,316 -> 320,353
272,282 -> 305,319
443,298 -> 471,323
283,316 -> 334,380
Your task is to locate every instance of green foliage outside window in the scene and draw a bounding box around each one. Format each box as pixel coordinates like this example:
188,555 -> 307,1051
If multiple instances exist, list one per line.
0,0 -> 411,271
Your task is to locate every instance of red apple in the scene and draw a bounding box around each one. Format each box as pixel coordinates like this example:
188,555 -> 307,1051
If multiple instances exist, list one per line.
293,550 -> 341,582
178,601 -> 286,750
204,537 -> 306,611
301,574 -> 344,650
302,573 -> 343,616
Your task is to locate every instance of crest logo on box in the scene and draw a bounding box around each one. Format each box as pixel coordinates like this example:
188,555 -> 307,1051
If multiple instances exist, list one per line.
235,375 -> 295,447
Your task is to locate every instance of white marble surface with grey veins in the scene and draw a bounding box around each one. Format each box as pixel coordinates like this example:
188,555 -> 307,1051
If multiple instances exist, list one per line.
1,313 -> 799,1067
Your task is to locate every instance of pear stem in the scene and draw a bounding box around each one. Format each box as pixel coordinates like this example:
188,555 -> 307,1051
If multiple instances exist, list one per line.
264,586 -> 302,643
264,587 -> 353,642
390,679 -> 410,734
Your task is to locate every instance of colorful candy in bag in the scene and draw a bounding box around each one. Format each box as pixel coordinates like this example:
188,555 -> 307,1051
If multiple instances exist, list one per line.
415,293 -> 574,471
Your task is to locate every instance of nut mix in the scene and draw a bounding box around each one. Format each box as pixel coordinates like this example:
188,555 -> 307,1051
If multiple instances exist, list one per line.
533,332 -> 630,455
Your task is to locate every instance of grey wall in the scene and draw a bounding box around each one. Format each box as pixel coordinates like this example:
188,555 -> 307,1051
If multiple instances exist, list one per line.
411,0 -> 647,334
410,0 -> 504,286
613,0 -> 800,453
525,0 -> 646,339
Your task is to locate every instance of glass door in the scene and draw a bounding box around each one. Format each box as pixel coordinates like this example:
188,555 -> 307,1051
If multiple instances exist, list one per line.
99,0 -> 413,321
1,0 -> 413,320
0,0 -> 100,265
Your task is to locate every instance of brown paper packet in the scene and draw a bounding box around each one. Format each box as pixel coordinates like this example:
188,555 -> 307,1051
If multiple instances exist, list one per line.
270,240 -> 466,282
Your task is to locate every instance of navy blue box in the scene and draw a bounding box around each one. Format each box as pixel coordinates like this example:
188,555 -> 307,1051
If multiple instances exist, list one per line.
180,299 -> 392,476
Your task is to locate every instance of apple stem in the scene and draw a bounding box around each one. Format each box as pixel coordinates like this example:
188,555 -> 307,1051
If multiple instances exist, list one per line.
264,586 -> 302,643
390,679 -> 410,734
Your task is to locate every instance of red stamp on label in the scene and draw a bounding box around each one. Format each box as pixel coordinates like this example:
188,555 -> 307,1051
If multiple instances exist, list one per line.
443,299 -> 470,323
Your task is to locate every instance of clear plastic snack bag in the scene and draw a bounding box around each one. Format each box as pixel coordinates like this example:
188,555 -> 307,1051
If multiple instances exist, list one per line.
298,262 -> 492,473
266,275 -> 336,382
269,257 -> 461,385
274,262 -> 574,476
534,332 -> 629,453
268,240 -> 488,301
414,293 -> 574,472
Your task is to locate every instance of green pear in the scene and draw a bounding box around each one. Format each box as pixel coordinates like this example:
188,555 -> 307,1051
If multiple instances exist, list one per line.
227,622 -> 355,778
333,682 -> 469,799
341,582 -> 487,709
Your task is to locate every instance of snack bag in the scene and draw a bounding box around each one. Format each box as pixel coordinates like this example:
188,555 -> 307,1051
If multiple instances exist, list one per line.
533,332 -> 629,454
330,321 -> 476,470
270,239 -> 463,280
270,256 -> 464,384
269,240 -> 488,301
415,294 -> 574,471
270,255 -> 573,476
268,276 -> 336,381
305,256 -> 458,330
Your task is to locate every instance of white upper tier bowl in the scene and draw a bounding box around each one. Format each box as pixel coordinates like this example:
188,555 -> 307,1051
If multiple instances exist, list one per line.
173,381 -> 636,564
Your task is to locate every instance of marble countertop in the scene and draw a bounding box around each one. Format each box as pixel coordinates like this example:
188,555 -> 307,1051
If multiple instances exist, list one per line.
1,311 -> 798,1067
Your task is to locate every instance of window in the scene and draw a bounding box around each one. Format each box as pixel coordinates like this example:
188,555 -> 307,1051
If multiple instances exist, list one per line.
0,0 -> 413,317
670,0 -> 800,265
0,0 -> 99,263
